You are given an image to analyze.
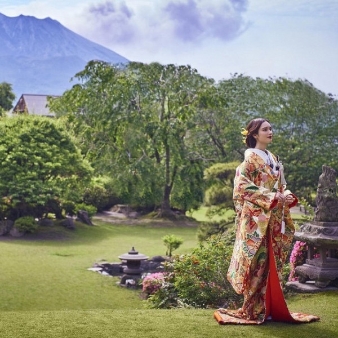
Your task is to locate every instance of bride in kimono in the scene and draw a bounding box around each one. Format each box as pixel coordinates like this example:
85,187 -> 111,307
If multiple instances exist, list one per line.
214,118 -> 319,325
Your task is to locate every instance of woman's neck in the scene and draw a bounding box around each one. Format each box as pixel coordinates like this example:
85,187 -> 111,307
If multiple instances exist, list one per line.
255,146 -> 267,151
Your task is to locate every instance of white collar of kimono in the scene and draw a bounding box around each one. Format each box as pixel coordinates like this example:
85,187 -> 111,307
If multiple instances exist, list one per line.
245,148 -> 278,172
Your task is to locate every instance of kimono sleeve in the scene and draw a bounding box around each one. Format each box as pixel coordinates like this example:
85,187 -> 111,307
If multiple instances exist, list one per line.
233,160 -> 277,211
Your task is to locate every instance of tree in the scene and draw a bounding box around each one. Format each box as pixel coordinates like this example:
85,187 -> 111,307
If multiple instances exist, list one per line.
0,82 -> 15,116
0,116 -> 92,219
49,61 -> 213,216
162,234 -> 183,257
50,64 -> 338,209
203,161 -> 239,209
193,75 -> 338,199
263,78 -> 338,199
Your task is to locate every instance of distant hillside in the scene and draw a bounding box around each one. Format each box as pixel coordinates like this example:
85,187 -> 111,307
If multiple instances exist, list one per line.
0,13 -> 129,99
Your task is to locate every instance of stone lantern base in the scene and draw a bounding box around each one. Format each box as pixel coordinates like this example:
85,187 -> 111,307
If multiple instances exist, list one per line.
295,258 -> 338,288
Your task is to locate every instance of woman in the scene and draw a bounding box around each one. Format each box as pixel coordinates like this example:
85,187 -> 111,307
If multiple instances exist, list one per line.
214,118 -> 319,325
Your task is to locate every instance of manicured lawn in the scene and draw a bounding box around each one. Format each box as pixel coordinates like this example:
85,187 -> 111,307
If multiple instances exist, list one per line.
0,221 -> 198,311
187,206 -> 235,222
0,218 -> 337,338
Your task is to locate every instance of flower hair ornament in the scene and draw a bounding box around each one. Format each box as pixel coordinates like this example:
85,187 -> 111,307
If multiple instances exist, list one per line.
241,128 -> 248,144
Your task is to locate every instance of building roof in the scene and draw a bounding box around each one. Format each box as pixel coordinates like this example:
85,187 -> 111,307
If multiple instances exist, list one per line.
12,94 -> 59,117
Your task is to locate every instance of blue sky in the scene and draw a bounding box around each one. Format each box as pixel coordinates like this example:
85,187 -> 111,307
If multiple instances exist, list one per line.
1,0 -> 338,95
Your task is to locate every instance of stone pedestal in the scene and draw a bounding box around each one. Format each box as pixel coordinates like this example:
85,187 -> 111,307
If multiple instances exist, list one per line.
294,221 -> 338,288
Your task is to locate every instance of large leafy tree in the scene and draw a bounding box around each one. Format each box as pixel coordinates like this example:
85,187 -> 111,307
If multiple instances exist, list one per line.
0,82 -> 15,116
49,61 -> 213,215
0,116 -> 92,219
263,78 -> 338,198
194,75 -> 338,199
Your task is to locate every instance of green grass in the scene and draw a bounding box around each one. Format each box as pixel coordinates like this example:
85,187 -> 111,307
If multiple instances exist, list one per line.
0,219 -> 337,338
0,221 -> 198,312
187,206 -> 235,222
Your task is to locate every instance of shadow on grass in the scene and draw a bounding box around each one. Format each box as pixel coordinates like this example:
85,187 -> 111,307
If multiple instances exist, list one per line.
0,218 -> 198,248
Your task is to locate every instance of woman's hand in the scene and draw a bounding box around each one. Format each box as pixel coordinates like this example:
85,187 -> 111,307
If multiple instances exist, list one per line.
284,194 -> 296,206
274,191 -> 285,203
274,191 -> 296,206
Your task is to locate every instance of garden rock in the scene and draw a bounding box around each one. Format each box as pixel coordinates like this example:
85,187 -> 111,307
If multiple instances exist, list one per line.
89,256 -> 167,281
76,210 -> 93,225
60,218 -> 75,230
9,226 -> 25,237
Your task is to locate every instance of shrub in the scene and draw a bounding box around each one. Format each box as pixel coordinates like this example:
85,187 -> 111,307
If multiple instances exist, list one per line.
61,200 -> 77,217
162,234 -> 183,257
82,182 -> 120,212
145,271 -> 179,309
146,233 -> 242,309
142,273 -> 165,295
14,216 -> 39,233
76,203 -> 97,218
288,241 -> 307,282
197,217 -> 235,242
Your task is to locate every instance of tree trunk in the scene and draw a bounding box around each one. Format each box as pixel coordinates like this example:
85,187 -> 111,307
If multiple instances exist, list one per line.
159,142 -> 177,218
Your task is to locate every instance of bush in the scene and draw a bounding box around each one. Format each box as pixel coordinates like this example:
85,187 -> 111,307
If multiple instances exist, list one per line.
145,271 -> 179,309
76,203 -> 97,218
14,216 -> 39,233
142,273 -> 165,295
162,234 -> 183,257
61,200 -> 77,217
197,217 -> 235,242
288,241 -> 307,282
146,233 -> 242,309
82,181 -> 120,212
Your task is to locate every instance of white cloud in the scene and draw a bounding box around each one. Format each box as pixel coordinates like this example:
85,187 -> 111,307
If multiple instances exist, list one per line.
1,0 -> 337,94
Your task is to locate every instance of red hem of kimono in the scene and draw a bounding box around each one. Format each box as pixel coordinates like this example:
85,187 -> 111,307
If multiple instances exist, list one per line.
214,232 -> 320,325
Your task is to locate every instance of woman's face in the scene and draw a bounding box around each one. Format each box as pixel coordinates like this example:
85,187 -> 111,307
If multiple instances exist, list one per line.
254,121 -> 273,148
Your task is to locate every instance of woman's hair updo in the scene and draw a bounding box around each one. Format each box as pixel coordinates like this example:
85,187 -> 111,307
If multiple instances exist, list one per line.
244,118 -> 269,148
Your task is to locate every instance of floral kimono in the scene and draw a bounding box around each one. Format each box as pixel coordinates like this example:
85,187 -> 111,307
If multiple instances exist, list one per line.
214,149 -> 319,325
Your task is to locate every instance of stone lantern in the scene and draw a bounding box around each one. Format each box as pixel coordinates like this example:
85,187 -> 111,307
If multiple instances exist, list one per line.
118,247 -> 148,287
290,165 -> 338,290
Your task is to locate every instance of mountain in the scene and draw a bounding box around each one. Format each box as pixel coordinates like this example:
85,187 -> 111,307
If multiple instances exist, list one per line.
0,13 -> 129,98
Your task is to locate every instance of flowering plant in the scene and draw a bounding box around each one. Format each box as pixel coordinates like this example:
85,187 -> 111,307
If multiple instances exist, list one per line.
241,128 -> 248,144
288,241 -> 307,281
240,128 -> 248,136
142,272 -> 165,295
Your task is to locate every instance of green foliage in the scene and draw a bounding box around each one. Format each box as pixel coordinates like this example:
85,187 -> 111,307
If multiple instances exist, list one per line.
82,177 -> 120,212
255,78 -> 338,197
203,162 -> 239,209
298,197 -> 315,222
61,200 -> 77,216
148,233 -> 242,309
0,116 -> 92,219
49,61 -> 213,214
197,219 -> 235,242
195,75 -> 338,199
162,234 -> 184,257
76,203 -> 97,218
0,82 -> 15,115
145,271 -> 180,309
49,63 -> 338,210
14,216 -> 39,233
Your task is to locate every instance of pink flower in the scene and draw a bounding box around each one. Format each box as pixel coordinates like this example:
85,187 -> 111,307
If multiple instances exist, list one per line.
288,241 -> 307,282
142,272 -> 165,295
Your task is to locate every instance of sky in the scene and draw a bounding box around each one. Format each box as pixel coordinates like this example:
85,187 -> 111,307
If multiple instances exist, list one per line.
1,0 -> 338,95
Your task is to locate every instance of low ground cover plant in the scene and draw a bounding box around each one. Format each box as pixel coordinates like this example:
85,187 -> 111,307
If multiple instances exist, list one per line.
14,216 -> 39,233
